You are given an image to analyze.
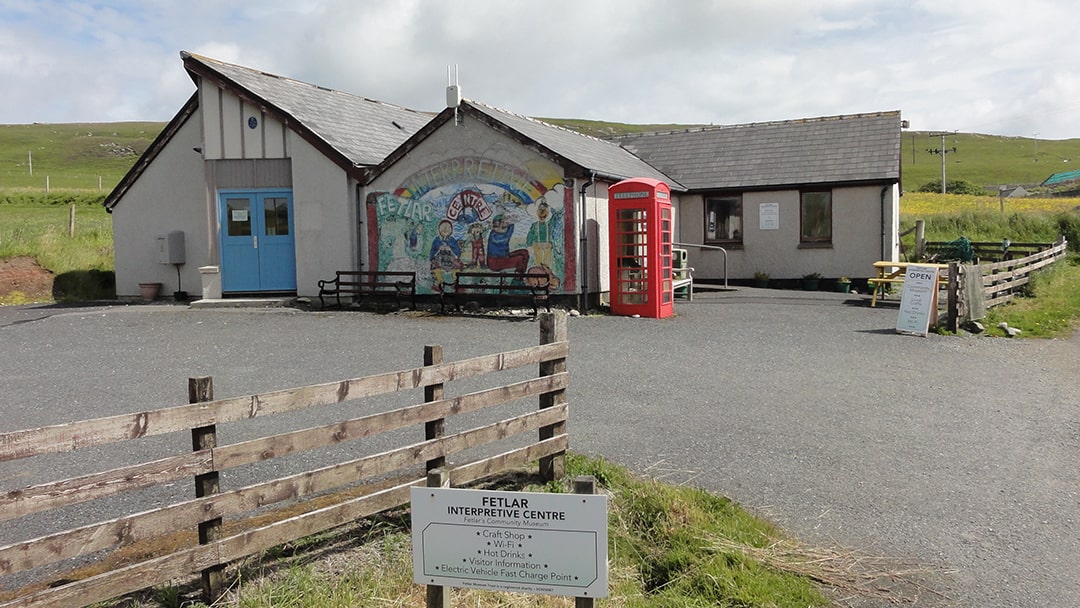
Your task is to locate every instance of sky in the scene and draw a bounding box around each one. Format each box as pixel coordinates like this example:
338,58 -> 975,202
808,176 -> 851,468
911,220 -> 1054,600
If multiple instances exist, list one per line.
2,0 -> 1079,139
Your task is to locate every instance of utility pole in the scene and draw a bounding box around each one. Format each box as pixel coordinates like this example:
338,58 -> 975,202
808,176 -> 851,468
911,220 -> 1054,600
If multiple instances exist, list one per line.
927,132 -> 957,194
1033,133 -> 1039,162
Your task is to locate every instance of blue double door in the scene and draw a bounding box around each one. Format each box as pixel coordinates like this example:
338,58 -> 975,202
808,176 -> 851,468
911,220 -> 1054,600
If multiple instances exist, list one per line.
219,190 -> 296,293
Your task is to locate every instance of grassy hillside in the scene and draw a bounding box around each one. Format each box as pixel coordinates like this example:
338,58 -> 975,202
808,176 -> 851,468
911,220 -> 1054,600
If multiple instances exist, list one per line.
900,131 -> 1080,193
0,122 -> 160,191
541,117 -> 710,138
3,121 -> 1080,196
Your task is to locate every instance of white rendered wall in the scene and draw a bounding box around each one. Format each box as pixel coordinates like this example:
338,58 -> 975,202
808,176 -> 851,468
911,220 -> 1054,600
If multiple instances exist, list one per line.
110,111 -> 211,298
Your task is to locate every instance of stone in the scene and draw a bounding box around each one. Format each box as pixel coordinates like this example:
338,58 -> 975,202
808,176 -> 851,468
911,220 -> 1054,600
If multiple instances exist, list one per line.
962,320 -> 986,334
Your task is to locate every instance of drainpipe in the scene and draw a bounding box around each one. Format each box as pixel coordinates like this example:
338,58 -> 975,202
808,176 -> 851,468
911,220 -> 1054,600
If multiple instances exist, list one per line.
578,172 -> 596,312
356,182 -> 366,270
880,185 -> 889,262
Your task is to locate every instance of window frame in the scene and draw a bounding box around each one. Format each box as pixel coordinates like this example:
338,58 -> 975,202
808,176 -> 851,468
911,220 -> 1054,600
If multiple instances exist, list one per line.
799,189 -> 832,245
703,194 -> 743,245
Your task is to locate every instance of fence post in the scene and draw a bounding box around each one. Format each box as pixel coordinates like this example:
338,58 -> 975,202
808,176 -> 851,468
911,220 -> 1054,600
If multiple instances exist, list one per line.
426,468 -> 451,608
947,261 -> 959,332
573,476 -> 598,608
915,220 -> 926,260
424,345 -> 446,473
189,376 -> 223,603
538,311 -> 567,482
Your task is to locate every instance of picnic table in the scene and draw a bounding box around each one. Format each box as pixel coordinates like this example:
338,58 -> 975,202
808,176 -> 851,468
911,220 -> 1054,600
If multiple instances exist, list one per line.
868,261 -> 948,307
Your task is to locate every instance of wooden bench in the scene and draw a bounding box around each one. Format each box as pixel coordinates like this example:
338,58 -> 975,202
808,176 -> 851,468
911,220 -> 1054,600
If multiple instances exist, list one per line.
318,271 -> 416,309
672,266 -> 694,300
442,271 -> 552,315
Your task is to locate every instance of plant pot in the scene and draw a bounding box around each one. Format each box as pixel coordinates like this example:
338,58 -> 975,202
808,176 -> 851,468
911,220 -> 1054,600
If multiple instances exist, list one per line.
801,279 -> 819,291
753,279 -> 769,288
139,282 -> 162,302
835,281 -> 851,293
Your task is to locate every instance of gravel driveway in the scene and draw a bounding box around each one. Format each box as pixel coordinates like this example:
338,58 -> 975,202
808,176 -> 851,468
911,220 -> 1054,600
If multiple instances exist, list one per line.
1,289 -> 1077,607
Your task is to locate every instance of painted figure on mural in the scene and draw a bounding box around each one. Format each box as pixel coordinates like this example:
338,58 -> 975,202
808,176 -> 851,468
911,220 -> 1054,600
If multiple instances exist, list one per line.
406,222 -> 423,253
526,201 -> 555,269
466,222 -> 486,269
486,214 -> 530,276
429,219 -> 463,291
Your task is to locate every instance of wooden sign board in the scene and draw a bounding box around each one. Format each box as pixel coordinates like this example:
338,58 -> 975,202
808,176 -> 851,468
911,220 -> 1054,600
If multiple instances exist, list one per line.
896,264 -> 941,336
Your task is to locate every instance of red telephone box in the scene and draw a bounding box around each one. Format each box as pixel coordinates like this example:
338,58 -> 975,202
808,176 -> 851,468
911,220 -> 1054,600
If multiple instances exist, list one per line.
608,178 -> 674,319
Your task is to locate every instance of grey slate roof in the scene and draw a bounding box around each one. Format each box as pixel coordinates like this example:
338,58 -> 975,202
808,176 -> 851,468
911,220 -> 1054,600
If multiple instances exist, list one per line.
131,54 -> 897,200
182,52 -> 433,167
465,101 -> 679,187
612,111 -> 902,191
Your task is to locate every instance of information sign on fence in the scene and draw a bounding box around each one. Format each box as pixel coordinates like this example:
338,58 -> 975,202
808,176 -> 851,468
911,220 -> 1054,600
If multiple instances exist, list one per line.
410,487 -> 608,598
896,264 -> 941,336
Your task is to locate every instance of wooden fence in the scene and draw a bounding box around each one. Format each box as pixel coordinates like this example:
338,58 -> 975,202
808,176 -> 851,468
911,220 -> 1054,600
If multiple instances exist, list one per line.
921,238 -> 1053,264
946,237 -> 1069,330
0,312 -> 570,608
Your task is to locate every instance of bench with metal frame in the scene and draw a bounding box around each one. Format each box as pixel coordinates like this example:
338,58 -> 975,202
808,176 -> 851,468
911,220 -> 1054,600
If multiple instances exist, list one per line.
317,271 -> 417,309
442,271 -> 552,315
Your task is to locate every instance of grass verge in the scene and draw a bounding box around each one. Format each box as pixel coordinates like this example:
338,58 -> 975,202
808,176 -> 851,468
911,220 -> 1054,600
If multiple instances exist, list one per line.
0,196 -> 114,302
898,197 -> 1080,337
983,254 -> 1080,337
102,455 -> 940,608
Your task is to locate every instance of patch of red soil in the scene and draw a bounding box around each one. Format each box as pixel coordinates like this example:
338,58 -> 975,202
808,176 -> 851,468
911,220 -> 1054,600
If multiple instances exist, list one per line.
0,256 -> 54,301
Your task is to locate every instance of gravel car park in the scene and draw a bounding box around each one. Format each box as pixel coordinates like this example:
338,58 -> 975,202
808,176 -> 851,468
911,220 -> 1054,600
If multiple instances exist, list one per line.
1,289 -> 1077,607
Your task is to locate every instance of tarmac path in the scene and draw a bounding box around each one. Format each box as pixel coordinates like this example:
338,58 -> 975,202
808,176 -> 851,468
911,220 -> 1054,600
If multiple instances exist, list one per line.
1,289 -> 1077,607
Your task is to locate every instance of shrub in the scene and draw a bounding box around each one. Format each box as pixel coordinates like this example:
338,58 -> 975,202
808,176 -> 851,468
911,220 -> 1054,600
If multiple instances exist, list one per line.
917,179 -> 984,196
1055,211 -> 1080,252
0,191 -> 107,206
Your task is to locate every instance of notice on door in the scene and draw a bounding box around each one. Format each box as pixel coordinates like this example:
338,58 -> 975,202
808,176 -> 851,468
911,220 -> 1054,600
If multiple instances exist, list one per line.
410,486 -> 608,598
896,264 -> 941,336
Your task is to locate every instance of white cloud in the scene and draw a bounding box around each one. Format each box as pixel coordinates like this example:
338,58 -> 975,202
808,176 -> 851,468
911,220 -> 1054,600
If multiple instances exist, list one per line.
0,0 -> 1077,138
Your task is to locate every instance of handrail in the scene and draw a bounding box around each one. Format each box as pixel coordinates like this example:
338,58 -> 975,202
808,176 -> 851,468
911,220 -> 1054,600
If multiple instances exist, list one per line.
674,242 -> 728,288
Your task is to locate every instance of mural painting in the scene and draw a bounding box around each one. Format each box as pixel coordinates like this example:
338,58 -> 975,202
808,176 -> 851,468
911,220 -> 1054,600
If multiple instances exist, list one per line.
367,156 -> 574,295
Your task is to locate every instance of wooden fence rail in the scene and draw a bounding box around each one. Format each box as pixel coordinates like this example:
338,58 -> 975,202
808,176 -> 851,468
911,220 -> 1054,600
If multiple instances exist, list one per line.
946,237 -> 1069,330
0,312 -> 570,608
920,238 -> 1052,264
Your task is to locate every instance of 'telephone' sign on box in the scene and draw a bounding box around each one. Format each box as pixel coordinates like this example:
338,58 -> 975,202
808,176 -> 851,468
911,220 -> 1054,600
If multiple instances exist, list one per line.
410,486 -> 609,598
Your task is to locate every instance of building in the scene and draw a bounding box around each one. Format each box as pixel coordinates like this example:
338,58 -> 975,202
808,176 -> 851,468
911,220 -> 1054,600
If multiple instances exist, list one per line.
615,115 -> 902,282
105,52 -> 902,305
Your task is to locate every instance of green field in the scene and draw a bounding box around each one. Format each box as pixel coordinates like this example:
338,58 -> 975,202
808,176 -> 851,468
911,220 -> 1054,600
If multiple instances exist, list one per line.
0,122 -> 160,191
899,131 -> 1080,193
5,121 -> 1080,194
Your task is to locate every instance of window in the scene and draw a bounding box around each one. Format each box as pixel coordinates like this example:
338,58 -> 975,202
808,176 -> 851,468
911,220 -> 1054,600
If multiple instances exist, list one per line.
800,190 -> 832,244
704,196 -> 742,243
263,197 -> 290,236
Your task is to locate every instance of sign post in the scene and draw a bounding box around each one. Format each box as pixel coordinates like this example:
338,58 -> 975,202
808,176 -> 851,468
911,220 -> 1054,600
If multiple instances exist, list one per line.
411,486 -> 608,599
895,264 -> 941,336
